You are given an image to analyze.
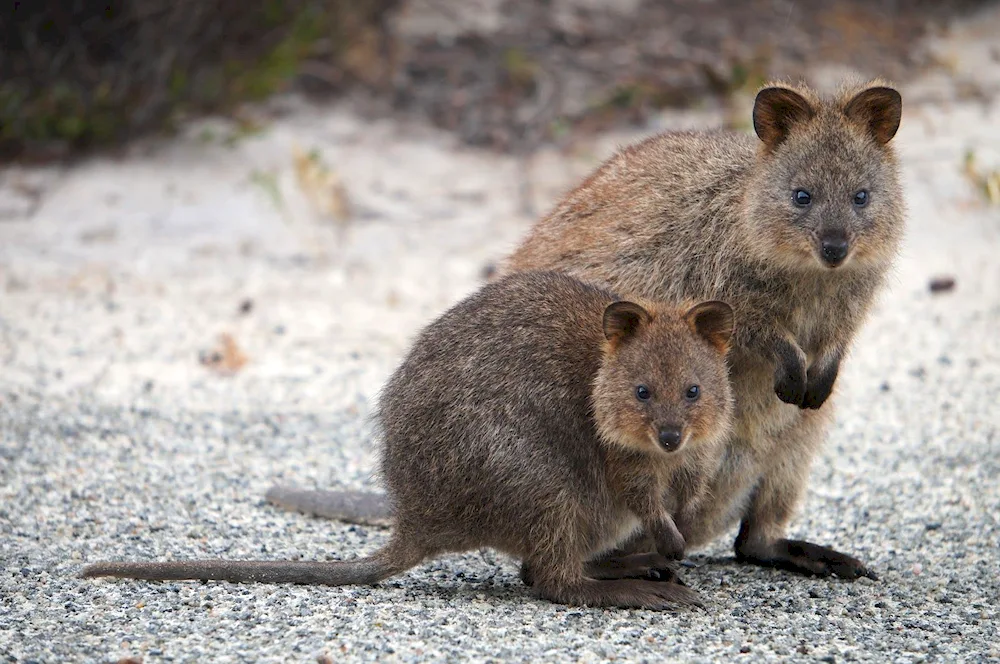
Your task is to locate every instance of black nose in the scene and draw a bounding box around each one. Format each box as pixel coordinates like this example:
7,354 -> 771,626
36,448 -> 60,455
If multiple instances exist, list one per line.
658,427 -> 683,451
820,237 -> 849,267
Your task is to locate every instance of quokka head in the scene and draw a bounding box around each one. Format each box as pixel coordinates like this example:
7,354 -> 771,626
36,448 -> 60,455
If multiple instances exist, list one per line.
744,79 -> 905,272
592,299 -> 735,457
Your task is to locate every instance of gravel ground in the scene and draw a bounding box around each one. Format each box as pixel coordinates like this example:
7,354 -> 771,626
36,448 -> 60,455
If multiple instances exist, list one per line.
2,7 -> 1000,663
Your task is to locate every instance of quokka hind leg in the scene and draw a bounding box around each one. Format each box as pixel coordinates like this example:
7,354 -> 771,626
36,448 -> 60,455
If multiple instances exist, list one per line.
526,556 -> 703,610
82,535 -> 432,587
521,553 -> 684,586
585,553 -> 685,583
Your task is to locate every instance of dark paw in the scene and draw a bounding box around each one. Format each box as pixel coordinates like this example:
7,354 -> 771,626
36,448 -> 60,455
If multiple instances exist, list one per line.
801,356 -> 840,410
774,370 -> 807,406
739,539 -> 878,581
583,552 -> 684,584
773,341 -> 807,406
644,567 -> 683,584
800,386 -> 830,410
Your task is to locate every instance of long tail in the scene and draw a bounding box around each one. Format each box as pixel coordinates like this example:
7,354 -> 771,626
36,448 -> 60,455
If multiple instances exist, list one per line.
265,485 -> 393,527
81,544 -> 418,586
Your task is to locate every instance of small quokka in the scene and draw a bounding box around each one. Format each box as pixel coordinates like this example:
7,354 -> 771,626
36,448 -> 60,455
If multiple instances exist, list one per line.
267,79 -> 903,581
84,271 -> 735,610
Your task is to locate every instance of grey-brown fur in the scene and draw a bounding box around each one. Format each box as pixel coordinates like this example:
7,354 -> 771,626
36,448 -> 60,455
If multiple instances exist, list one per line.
504,79 -> 903,578
84,272 -> 736,609
276,79 -> 903,580
265,485 -> 393,527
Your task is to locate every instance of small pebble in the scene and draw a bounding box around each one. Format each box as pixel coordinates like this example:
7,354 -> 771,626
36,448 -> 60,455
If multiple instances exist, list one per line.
928,275 -> 956,293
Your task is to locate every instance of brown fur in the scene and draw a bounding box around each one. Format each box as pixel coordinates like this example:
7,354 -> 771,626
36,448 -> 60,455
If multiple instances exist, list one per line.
501,79 -> 903,578
256,79 -> 900,581
83,272 -> 735,609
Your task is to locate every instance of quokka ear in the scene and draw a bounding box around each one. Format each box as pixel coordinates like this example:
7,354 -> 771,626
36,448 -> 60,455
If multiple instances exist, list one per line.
684,301 -> 735,353
603,301 -> 651,345
844,86 -> 902,146
752,87 -> 816,150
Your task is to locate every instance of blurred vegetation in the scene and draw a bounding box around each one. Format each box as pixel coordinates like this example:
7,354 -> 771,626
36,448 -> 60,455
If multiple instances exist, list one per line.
0,0 -> 396,160
0,0 -> 993,161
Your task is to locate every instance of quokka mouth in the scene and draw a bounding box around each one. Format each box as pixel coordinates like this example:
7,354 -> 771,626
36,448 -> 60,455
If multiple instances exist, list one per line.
819,255 -> 851,269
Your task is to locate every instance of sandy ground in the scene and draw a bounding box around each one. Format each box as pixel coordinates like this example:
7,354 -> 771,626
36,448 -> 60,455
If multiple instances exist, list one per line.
2,6 -> 1000,663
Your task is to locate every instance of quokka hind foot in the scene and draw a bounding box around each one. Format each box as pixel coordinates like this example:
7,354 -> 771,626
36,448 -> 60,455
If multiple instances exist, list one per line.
521,553 -> 685,586
534,577 -> 704,610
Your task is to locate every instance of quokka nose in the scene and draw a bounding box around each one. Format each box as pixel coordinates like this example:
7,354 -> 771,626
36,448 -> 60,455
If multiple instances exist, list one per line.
658,427 -> 683,451
820,237 -> 849,266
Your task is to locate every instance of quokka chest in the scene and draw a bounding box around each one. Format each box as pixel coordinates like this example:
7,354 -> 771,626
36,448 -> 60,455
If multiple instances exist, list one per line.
781,285 -> 857,359
680,445 -> 763,545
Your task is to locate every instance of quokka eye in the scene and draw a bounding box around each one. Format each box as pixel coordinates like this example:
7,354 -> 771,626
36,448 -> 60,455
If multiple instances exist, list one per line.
793,189 -> 812,207
685,385 -> 700,401
853,190 -> 869,207
635,385 -> 651,402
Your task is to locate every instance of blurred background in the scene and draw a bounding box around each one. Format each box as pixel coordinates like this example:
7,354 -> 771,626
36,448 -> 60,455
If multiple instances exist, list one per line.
1,0 -> 997,160
0,0 -> 998,409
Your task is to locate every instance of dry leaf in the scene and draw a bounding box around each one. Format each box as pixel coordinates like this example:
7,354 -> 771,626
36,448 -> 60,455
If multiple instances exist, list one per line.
986,172 -> 1000,205
963,150 -> 1000,206
293,146 -> 351,223
928,275 -> 957,294
199,333 -> 248,375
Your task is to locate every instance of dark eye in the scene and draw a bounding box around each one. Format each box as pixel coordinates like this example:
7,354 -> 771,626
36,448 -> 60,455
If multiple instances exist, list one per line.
635,385 -> 651,402
853,190 -> 869,207
793,189 -> 812,207
685,385 -> 700,401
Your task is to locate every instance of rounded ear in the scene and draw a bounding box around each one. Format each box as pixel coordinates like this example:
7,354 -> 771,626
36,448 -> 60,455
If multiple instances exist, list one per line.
844,86 -> 902,146
603,301 -> 651,345
684,301 -> 734,353
753,87 -> 816,151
